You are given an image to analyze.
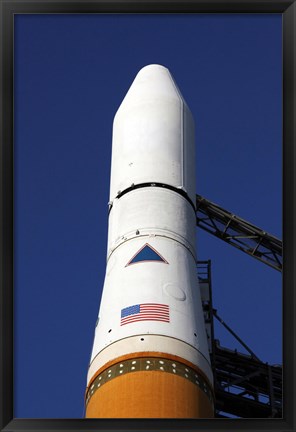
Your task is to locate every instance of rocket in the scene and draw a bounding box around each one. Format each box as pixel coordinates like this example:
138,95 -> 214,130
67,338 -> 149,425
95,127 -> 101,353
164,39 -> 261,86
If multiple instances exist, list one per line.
85,64 -> 214,418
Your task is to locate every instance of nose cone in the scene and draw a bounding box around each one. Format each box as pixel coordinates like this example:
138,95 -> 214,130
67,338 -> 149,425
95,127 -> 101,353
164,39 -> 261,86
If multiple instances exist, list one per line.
115,64 -> 188,114
110,64 -> 196,204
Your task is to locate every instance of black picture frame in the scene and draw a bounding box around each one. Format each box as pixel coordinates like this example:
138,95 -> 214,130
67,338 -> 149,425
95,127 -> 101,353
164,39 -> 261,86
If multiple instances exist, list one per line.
0,1 -> 295,431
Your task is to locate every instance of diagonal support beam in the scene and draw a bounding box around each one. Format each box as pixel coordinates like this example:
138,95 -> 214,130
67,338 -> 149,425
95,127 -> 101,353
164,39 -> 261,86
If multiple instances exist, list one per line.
196,194 -> 282,271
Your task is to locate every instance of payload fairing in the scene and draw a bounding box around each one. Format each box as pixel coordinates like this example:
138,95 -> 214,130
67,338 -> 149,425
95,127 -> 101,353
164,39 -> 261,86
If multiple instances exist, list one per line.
85,65 -> 214,418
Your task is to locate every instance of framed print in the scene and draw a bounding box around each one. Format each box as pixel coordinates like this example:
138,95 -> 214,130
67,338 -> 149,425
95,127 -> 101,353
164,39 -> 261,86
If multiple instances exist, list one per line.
1,1 -> 295,431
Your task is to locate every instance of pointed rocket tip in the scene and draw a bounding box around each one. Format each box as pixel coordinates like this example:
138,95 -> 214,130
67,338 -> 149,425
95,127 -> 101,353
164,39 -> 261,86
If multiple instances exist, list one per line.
138,64 -> 168,73
135,64 -> 170,80
114,64 -> 182,116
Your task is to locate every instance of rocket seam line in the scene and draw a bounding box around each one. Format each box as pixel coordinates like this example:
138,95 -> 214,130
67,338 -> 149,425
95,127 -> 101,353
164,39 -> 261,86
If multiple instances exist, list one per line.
181,90 -> 184,195
168,71 -> 184,193
110,182 -> 196,212
87,351 -> 213,392
89,335 -> 212,374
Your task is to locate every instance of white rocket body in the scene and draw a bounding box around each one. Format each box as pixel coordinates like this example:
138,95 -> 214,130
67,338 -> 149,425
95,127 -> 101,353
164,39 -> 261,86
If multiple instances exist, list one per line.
86,65 -> 214,418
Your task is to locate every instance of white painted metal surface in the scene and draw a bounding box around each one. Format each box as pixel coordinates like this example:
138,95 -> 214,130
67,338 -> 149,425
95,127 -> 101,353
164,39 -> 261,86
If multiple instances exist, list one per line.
109,64 -> 196,204
107,187 -> 196,257
88,64 -> 213,388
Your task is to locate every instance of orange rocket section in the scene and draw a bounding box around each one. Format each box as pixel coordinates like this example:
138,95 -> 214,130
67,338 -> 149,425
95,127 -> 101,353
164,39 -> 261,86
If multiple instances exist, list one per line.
85,352 -> 214,418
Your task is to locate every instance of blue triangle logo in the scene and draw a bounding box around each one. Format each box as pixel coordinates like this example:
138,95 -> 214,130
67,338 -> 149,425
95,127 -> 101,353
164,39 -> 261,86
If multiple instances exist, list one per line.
126,243 -> 168,267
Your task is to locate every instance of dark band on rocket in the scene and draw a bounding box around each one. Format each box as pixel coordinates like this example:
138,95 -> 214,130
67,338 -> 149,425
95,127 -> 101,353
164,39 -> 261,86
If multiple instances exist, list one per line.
109,182 -> 196,213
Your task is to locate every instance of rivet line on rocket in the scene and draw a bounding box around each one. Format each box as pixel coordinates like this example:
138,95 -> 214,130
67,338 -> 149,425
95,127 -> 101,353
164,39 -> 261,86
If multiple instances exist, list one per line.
85,357 -> 214,407
108,182 -> 196,214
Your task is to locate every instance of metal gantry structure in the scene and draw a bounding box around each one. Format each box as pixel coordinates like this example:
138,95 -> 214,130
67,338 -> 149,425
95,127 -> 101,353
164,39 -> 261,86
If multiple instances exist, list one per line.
196,195 -> 282,419
196,194 -> 282,272
198,261 -> 282,419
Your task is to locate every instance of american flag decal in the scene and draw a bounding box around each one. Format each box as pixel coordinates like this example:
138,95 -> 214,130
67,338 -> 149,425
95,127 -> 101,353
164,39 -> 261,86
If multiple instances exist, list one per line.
120,303 -> 170,326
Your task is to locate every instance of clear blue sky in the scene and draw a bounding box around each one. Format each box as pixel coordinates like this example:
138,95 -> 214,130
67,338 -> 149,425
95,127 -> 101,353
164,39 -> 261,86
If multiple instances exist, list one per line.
14,13 -> 282,418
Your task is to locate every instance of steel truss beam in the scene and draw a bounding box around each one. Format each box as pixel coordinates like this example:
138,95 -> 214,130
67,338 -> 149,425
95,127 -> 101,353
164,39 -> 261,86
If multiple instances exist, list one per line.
196,195 -> 282,271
